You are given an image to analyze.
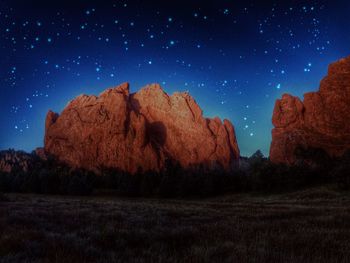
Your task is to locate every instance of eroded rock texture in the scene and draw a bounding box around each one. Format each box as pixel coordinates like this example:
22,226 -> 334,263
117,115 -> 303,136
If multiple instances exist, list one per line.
270,56 -> 350,164
44,83 -> 240,173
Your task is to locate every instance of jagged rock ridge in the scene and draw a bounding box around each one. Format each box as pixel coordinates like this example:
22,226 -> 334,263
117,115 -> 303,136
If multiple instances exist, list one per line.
44,83 -> 240,173
270,56 -> 350,164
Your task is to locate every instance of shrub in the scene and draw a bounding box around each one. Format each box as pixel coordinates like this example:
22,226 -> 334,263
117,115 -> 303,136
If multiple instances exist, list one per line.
332,165 -> 350,190
331,151 -> 350,190
0,192 -> 8,202
66,174 -> 93,195
139,172 -> 161,197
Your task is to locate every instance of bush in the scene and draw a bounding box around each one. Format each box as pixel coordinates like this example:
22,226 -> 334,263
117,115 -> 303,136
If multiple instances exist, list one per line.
66,174 -> 93,195
331,151 -> 350,191
0,192 -> 8,202
246,147 -> 340,193
332,165 -> 350,190
139,172 -> 161,197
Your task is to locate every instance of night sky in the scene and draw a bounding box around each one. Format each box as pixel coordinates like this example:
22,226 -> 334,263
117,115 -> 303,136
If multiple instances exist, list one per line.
1,0 -> 350,157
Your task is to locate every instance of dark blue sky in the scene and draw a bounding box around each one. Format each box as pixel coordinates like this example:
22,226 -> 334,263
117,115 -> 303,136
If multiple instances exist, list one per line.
1,0 -> 350,156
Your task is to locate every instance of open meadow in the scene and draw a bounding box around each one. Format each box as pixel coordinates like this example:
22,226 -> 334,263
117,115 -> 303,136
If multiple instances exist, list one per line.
1,188 -> 350,263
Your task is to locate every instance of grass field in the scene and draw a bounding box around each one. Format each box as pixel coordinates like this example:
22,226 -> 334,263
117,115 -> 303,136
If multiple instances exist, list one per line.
1,188 -> 350,263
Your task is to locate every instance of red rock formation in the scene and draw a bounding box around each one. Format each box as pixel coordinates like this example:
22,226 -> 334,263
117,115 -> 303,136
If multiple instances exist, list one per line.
270,56 -> 350,164
44,83 -> 240,173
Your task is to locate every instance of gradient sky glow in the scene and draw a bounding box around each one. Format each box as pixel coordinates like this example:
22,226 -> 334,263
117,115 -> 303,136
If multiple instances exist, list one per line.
1,0 -> 350,156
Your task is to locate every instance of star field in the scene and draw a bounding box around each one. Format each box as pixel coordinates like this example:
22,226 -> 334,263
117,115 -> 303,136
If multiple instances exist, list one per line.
1,0 -> 350,156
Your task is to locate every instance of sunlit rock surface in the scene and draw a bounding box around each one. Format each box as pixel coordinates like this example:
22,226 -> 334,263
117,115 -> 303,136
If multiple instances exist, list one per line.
44,83 -> 240,173
270,56 -> 350,164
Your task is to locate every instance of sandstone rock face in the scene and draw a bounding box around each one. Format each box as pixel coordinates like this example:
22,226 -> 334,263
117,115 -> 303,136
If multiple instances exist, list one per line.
270,56 -> 350,164
44,83 -> 240,173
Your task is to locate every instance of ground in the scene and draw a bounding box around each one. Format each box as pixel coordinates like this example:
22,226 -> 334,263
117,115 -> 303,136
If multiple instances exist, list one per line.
1,188 -> 350,263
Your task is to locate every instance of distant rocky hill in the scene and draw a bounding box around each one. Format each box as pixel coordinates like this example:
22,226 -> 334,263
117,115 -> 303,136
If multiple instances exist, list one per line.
44,83 -> 240,174
0,149 -> 34,173
270,56 -> 350,164
0,148 -> 50,174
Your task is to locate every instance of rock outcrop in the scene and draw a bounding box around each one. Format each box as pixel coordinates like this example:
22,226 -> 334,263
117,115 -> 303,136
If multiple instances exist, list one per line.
44,83 -> 240,173
270,56 -> 350,164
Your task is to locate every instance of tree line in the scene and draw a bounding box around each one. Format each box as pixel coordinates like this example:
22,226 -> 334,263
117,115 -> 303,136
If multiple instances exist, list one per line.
0,147 -> 349,198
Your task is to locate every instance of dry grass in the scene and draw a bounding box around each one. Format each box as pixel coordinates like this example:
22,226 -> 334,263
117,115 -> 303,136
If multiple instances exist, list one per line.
1,188 -> 350,263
